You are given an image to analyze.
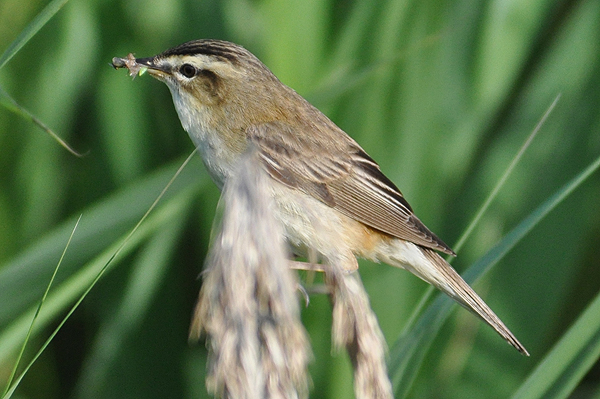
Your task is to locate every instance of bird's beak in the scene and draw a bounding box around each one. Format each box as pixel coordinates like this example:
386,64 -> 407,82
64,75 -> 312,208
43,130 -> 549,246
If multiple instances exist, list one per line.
112,54 -> 171,80
134,57 -> 170,76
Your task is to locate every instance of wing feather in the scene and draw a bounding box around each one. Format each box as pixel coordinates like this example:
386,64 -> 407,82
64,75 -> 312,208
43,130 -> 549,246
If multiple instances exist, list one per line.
247,121 -> 455,255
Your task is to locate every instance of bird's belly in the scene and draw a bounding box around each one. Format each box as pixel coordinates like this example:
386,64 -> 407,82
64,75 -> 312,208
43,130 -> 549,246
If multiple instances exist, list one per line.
269,182 -> 384,270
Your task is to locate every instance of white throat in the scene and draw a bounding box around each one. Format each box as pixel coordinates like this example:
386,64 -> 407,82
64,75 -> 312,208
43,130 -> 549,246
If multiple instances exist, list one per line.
168,85 -> 234,189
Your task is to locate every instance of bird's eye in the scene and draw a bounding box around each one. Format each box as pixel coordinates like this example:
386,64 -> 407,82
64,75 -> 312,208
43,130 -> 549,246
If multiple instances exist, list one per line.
179,64 -> 197,78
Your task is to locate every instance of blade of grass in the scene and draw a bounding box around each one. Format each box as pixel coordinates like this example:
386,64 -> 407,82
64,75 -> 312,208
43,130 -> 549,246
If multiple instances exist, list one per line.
74,211 -> 186,395
453,94 -> 561,254
1,215 -> 81,398
389,151 -> 600,398
0,191 -> 193,365
0,155 -> 205,328
83,148 -> 196,282
0,150 -> 197,397
0,0 -> 71,70
0,192 -> 193,398
0,86 -> 82,156
511,288 -> 600,399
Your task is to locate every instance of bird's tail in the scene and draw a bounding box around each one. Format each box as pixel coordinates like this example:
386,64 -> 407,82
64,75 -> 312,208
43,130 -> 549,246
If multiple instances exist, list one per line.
383,242 -> 529,355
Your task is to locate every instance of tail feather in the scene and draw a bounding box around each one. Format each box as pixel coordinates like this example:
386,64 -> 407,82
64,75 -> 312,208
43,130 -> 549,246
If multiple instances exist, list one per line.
385,242 -> 528,355
420,249 -> 529,355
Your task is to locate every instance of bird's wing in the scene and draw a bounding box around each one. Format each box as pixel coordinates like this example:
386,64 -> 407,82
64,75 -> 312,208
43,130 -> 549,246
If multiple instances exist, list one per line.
247,121 -> 455,255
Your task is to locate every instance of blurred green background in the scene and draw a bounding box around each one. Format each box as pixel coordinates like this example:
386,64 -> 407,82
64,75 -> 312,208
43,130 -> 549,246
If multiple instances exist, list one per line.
1,0 -> 599,398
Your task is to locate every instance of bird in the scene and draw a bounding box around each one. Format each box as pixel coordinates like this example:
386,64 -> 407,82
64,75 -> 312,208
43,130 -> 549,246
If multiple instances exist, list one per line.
112,39 -> 528,355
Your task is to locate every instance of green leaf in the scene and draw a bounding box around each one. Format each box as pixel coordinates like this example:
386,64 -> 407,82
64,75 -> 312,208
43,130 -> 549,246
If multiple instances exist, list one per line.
511,289 -> 600,399
0,191 -> 194,398
0,86 -> 81,156
0,156 -> 206,335
1,216 -> 80,398
0,0 -> 71,70
0,184 -> 198,365
73,211 -> 187,396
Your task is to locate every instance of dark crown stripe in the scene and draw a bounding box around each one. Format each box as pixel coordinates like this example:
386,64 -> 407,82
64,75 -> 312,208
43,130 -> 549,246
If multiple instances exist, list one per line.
161,40 -> 246,64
